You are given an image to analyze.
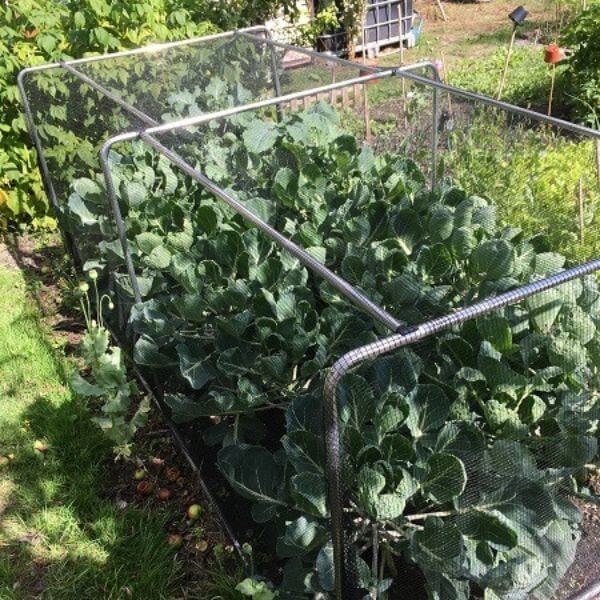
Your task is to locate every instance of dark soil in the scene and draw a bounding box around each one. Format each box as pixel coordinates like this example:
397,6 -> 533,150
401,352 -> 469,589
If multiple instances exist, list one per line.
553,476 -> 600,600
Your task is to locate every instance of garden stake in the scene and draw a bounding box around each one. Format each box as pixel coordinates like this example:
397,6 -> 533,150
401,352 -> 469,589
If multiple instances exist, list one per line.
578,177 -> 585,243
330,66 -> 336,106
399,3 -> 408,128
498,7 -> 529,100
548,63 -> 556,116
361,33 -> 372,143
595,140 -> 600,191
435,0 -> 448,22
497,25 -> 518,100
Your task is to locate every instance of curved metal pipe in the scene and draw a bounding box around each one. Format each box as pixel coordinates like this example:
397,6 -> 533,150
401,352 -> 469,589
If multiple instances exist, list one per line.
99,140 -> 143,303
17,26 -> 270,75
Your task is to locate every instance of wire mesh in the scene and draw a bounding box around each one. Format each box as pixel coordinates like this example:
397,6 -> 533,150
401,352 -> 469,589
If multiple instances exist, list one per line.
18,30 -> 600,600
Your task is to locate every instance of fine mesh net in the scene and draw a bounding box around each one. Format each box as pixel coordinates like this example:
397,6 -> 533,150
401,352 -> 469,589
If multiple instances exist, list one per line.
329,278 -> 600,599
19,31 -> 600,599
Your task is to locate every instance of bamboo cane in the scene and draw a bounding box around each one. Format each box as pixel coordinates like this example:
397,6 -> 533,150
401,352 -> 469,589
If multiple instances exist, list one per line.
547,63 -> 556,116
578,177 -> 585,244
497,26 -> 517,100
435,0 -> 448,22
399,0 -> 408,127
362,24 -> 372,143
595,140 -> 600,192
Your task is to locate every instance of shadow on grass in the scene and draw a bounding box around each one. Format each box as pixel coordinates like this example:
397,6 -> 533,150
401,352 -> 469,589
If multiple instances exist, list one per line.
2,393 -> 181,599
0,246 -> 182,599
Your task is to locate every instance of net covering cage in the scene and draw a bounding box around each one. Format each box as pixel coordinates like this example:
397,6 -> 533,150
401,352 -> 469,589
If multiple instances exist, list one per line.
19,28 -> 600,600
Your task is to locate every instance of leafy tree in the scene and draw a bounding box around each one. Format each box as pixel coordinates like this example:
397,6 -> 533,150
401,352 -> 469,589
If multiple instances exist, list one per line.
1,0 -> 218,228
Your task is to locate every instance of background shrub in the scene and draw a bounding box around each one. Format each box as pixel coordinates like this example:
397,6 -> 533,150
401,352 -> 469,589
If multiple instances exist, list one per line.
0,0 -> 297,229
563,4 -> 600,127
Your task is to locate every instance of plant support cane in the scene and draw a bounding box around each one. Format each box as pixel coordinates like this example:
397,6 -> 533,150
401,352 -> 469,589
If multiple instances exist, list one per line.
435,0 -> 448,22
497,6 -> 529,100
548,63 -> 556,115
497,25 -> 517,100
545,43 -> 562,115
595,139 -> 600,192
578,176 -> 585,244
361,23 -> 372,143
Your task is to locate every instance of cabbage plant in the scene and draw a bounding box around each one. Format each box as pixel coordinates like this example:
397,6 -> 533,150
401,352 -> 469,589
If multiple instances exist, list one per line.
65,103 -> 599,599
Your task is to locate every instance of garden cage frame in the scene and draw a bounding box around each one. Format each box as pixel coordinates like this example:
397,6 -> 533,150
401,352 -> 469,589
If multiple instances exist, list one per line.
19,27 -> 600,600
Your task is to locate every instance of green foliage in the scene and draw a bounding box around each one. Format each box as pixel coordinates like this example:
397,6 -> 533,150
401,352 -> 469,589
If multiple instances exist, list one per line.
71,272 -> 149,456
0,0 -> 216,228
293,4 -> 340,48
236,578 -> 278,599
449,46 -> 555,108
563,4 -> 600,126
65,101 -> 599,598
444,113 -> 600,264
201,0 -> 300,31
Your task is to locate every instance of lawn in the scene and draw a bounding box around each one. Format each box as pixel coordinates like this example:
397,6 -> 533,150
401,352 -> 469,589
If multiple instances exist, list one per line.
0,263 -> 181,599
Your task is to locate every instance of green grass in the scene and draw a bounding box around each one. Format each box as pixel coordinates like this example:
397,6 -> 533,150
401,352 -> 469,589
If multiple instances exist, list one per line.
0,266 -> 181,599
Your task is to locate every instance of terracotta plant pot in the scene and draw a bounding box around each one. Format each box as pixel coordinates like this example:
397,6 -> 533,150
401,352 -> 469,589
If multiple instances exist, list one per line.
544,44 -> 562,64
359,68 -> 378,85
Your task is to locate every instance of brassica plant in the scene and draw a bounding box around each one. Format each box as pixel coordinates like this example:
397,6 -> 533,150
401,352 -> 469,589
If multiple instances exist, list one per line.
65,102 -> 599,599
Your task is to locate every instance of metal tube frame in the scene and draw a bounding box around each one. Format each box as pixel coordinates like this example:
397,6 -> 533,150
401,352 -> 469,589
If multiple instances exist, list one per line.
16,71 -> 80,264
18,28 -> 600,600
392,67 -> 600,141
94,73 -> 405,329
92,65 -> 437,332
323,259 -> 600,599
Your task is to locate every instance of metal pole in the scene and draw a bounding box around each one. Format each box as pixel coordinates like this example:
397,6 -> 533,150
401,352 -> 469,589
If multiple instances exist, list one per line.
63,61 -> 403,330
20,26 -> 270,74
263,29 -> 284,121
99,143 -> 143,303
269,44 -> 284,121
111,326 -> 248,566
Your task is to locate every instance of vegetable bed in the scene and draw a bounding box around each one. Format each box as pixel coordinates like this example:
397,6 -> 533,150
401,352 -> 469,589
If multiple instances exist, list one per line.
64,100 -> 600,599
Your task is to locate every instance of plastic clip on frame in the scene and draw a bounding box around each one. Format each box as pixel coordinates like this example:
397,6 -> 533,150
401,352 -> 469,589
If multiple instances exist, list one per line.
18,29 -> 600,599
